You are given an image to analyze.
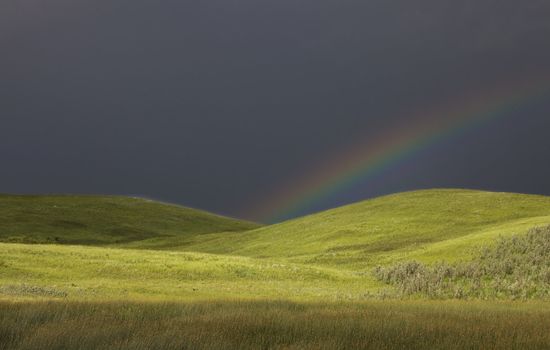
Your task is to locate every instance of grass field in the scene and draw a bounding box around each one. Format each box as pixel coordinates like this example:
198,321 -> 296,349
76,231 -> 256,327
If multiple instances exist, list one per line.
1,189 -> 550,349
1,300 -> 550,350
0,242 -> 369,301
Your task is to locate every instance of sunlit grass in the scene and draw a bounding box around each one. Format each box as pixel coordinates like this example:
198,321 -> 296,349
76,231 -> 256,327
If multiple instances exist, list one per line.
0,242 -> 375,301
159,189 -> 550,269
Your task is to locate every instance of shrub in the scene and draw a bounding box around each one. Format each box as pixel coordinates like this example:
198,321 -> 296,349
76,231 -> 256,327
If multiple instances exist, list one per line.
373,226 -> 550,299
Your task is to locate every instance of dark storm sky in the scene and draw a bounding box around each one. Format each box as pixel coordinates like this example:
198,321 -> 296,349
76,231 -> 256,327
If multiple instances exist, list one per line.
2,0 -> 550,222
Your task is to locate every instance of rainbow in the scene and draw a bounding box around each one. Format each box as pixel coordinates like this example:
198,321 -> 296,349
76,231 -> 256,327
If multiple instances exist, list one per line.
246,75 -> 550,223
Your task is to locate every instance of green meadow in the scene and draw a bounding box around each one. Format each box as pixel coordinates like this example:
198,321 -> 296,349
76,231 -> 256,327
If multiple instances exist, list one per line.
1,189 -> 550,349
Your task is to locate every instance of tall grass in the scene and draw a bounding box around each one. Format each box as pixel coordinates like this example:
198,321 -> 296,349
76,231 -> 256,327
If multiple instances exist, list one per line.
1,300 -> 549,350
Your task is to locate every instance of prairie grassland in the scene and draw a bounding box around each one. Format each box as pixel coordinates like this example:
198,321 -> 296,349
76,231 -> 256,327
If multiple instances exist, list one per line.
4,190 -> 550,272
1,300 -> 549,350
2,190 -> 550,349
153,190 -> 550,268
2,190 -> 550,302
0,242 -> 374,301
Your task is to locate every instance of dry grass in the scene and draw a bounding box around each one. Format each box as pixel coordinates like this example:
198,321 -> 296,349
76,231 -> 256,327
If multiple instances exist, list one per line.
1,300 -> 549,350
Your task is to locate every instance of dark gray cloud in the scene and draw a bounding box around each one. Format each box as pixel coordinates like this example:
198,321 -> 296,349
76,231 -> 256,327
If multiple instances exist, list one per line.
2,0 -> 550,221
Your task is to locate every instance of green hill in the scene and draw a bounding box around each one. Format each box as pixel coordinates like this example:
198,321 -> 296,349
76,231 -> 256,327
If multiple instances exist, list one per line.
0,194 -> 260,245
176,189 -> 550,268
1,189 -> 550,301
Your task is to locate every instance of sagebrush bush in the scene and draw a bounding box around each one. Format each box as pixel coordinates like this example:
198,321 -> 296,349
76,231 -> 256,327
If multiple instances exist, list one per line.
373,226 -> 550,299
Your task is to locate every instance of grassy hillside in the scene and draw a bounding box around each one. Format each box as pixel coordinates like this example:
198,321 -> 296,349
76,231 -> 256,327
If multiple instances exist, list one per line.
175,190 -> 550,268
0,195 -> 259,245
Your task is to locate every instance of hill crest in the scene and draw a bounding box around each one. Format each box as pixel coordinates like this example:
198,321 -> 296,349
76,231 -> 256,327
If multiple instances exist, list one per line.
0,194 -> 260,245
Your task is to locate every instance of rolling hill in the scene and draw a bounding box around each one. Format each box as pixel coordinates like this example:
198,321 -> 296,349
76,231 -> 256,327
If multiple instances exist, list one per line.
172,189 -> 550,268
1,189 -> 550,301
0,194 -> 260,245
